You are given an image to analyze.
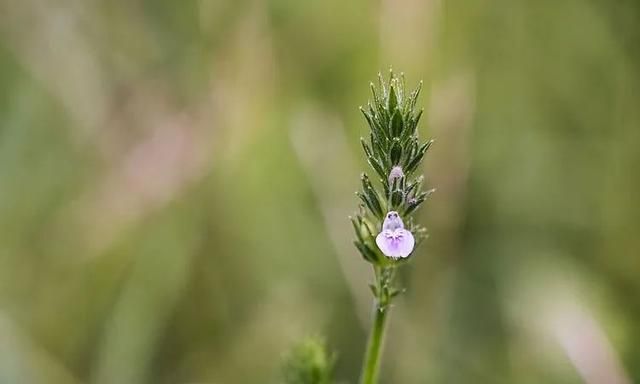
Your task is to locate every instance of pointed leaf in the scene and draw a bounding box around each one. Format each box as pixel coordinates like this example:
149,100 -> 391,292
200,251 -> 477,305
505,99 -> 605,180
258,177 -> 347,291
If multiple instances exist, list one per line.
406,139 -> 433,174
391,189 -> 404,208
390,288 -> 406,298
409,81 -> 422,112
388,84 -> 398,112
360,137 -> 372,158
369,283 -> 378,297
391,109 -> 403,138
355,241 -> 380,264
390,138 -> 402,165
360,107 -> 376,130
367,156 -> 387,179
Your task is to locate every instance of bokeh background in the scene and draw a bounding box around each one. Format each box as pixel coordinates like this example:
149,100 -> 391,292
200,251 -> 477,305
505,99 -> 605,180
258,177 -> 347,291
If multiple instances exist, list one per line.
1,0 -> 639,383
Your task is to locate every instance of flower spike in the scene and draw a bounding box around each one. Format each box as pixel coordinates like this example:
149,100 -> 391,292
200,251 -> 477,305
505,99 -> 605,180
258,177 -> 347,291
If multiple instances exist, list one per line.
352,70 -> 434,384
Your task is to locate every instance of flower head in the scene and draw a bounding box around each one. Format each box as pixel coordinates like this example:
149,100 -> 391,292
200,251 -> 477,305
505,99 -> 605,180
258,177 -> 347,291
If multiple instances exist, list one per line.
352,70 -> 431,267
375,211 -> 415,259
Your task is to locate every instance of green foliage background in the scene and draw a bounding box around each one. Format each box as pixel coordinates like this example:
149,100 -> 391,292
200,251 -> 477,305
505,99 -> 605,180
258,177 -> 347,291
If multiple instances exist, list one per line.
0,0 -> 638,383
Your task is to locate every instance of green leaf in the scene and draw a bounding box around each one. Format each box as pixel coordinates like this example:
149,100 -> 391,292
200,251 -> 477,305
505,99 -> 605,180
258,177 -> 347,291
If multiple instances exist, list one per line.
405,175 -> 424,197
405,139 -> 433,174
400,139 -> 417,167
377,72 -> 387,99
381,177 -> 390,197
356,191 -> 373,213
366,187 -> 384,218
361,172 -> 374,190
390,138 -> 402,165
355,241 -> 380,263
409,80 -> 422,112
403,188 -> 435,215
369,283 -> 378,297
367,156 -> 387,179
390,288 -> 406,298
365,105 -> 387,140
357,190 -> 383,218
388,84 -> 398,112
391,189 -> 404,208
359,214 -> 378,239
370,82 -> 382,110
402,110 -> 423,141
350,215 -> 364,243
361,174 -> 384,218
390,109 -> 403,138
413,109 -> 424,130
360,137 -> 372,158
371,136 -> 387,161
360,107 -> 376,130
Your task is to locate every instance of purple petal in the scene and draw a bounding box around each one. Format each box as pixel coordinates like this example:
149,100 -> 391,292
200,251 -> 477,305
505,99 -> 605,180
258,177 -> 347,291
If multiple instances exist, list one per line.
388,166 -> 405,184
382,211 -> 404,231
376,228 -> 415,259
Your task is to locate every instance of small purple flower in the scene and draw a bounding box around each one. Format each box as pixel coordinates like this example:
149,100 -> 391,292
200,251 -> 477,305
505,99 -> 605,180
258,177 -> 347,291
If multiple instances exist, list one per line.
388,166 -> 404,185
375,211 -> 415,259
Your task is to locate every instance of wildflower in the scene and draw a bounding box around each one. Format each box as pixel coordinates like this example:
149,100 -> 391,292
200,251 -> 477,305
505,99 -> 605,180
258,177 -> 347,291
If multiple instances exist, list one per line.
352,70 -> 433,384
375,211 -> 415,259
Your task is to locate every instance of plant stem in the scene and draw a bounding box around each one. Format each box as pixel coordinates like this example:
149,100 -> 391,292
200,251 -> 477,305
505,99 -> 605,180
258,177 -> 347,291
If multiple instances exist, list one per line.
359,299 -> 390,384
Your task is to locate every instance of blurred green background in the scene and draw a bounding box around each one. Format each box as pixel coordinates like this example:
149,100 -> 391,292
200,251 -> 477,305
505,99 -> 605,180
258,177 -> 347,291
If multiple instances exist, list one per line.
1,0 -> 639,383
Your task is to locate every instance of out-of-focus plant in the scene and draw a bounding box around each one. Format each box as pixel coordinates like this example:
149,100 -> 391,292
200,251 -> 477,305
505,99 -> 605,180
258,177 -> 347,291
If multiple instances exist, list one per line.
351,70 -> 433,384
281,337 -> 335,384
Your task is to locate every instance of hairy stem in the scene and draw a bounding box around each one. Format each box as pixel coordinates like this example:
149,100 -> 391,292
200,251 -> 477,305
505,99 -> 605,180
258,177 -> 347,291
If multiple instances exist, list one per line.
359,298 -> 390,384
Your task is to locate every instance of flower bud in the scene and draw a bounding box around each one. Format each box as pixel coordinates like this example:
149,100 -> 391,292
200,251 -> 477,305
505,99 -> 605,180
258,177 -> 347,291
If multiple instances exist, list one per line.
387,166 -> 404,185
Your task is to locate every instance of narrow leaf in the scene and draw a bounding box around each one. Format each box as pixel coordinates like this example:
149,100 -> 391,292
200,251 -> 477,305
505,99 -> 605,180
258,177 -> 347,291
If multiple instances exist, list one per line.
388,85 -> 398,112
391,109 -> 403,138
390,139 -> 402,165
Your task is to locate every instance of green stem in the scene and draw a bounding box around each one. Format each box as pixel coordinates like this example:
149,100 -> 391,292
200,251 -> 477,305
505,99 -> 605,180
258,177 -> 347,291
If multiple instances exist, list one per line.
359,299 -> 390,384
